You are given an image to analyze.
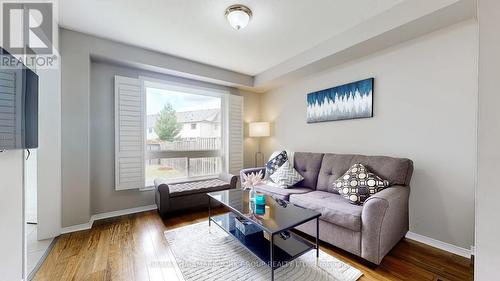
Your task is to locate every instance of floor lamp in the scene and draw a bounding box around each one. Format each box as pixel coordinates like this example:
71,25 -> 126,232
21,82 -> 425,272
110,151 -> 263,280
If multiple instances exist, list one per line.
249,122 -> 270,167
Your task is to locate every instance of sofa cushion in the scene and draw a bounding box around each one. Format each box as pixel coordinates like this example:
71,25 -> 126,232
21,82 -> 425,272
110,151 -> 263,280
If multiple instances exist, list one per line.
270,161 -> 304,188
254,184 -> 312,201
168,179 -> 230,197
350,155 -> 413,186
289,191 -> 362,232
333,163 -> 389,205
316,154 -> 356,192
293,152 -> 324,189
264,150 -> 288,180
317,153 -> 413,192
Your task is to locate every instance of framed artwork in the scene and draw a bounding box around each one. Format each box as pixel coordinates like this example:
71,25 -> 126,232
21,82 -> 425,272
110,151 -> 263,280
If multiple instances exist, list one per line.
307,78 -> 374,123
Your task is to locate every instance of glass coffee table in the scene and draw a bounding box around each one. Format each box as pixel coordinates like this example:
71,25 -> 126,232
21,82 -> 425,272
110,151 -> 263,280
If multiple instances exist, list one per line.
207,189 -> 321,281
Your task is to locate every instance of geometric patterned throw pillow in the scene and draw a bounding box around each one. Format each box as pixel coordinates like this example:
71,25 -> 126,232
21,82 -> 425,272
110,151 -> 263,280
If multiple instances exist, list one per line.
332,163 -> 389,205
265,150 -> 288,180
270,160 -> 304,188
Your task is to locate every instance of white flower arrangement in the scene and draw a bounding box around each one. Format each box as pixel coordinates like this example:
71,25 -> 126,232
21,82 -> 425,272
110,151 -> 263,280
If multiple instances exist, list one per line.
241,170 -> 264,190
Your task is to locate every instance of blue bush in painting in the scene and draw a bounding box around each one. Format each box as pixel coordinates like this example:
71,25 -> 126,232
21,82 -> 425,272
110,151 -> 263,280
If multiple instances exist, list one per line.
307,78 -> 373,123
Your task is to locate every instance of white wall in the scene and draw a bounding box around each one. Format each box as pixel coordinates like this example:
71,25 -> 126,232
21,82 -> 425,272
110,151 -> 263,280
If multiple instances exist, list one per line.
0,150 -> 24,281
61,29 -> 92,227
475,0 -> 500,279
25,150 -> 37,224
36,66 -> 62,239
261,20 -> 477,249
179,122 -> 202,138
177,122 -> 220,138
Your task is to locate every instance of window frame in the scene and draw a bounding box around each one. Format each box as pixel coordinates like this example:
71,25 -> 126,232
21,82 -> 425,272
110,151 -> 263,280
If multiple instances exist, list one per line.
140,77 -> 229,187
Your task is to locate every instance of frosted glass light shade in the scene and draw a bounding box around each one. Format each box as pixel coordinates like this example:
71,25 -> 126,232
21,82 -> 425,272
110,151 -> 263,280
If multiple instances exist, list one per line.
225,5 -> 252,30
249,122 -> 270,137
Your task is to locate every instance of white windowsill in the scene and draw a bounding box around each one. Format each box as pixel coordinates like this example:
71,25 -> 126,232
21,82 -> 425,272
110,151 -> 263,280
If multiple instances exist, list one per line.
140,175 -> 220,191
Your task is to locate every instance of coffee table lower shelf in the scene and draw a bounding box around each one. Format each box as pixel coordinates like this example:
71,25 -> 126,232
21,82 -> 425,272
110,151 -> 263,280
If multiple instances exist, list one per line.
210,212 -> 316,268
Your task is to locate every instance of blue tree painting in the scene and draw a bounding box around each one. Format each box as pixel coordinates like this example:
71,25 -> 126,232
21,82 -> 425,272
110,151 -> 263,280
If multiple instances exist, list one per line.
307,78 -> 374,123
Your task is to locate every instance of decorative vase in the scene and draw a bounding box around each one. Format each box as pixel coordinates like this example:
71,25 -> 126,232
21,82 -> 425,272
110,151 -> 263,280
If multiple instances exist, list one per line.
255,194 -> 266,205
255,194 -> 266,215
255,204 -> 265,215
249,187 -> 257,202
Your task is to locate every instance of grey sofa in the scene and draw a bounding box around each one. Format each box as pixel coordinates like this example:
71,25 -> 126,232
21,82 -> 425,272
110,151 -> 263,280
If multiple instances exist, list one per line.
240,152 -> 413,265
154,173 -> 237,217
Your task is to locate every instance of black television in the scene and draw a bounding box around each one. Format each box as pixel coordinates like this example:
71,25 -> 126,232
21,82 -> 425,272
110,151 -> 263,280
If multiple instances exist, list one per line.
0,48 -> 38,150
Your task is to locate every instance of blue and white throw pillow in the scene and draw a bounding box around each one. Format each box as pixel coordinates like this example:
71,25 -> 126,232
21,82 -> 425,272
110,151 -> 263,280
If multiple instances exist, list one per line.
265,150 -> 288,180
270,161 -> 304,188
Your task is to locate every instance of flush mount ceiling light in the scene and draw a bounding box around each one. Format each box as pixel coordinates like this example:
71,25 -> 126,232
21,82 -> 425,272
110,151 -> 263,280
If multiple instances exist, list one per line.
225,4 -> 252,30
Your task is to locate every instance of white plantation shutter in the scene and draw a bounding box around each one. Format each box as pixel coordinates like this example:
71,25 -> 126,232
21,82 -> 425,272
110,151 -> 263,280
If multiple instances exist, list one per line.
0,69 -> 22,149
227,94 -> 244,175
115,76 -> 145,190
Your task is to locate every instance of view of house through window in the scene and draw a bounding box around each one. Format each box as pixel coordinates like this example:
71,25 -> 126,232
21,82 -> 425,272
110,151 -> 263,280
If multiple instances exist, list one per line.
145,85 -> 222,186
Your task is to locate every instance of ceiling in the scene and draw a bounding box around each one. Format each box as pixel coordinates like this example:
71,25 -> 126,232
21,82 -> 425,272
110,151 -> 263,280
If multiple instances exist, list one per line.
59,0 -> 405,76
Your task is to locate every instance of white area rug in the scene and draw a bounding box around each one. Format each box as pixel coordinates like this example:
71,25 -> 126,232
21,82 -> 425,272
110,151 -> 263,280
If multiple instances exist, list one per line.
164,222 -> 362,281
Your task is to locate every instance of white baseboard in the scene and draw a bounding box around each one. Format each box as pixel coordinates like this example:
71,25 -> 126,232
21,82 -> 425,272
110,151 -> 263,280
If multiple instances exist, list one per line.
62,207 -> 472,260
61,204 -> 157,234
91,204 -> 157,221
61,221 -> 93,234
405,231 -> 472,258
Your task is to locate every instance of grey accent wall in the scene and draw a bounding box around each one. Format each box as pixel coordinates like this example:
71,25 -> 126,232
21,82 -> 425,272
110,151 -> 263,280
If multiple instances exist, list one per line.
90,63 -> 153,214
260,20 -> 477,249
61,29 -> 260,227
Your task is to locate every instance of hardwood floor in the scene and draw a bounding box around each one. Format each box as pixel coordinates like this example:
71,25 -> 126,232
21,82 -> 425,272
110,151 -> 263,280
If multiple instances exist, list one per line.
34,209 -> 473,281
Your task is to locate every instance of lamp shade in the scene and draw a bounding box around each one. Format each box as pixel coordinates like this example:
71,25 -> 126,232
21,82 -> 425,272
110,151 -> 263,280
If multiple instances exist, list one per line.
249,122 -> 270,137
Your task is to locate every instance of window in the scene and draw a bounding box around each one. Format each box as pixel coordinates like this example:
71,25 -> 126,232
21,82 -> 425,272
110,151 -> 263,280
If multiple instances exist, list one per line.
114,75 -> 243,191
144,82 -> 223,186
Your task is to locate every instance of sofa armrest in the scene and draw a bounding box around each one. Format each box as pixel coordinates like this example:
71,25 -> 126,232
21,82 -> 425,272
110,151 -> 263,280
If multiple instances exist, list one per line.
219,173 -> 238,189
154,179 -> 171,217
361,186 -> 410,264
239,167 -> 266,181
154,178 -> 171,194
